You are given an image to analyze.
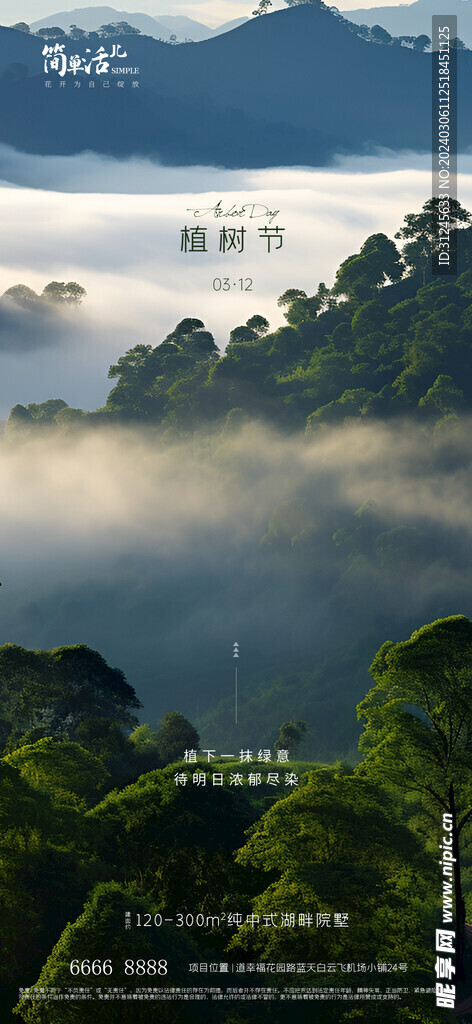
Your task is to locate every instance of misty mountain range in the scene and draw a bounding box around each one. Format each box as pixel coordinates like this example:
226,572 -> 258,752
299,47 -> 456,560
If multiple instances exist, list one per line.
1,4 -> 470,168
12,0 -> 472,48
344,0 -> 472,49
25,6 -> 248,44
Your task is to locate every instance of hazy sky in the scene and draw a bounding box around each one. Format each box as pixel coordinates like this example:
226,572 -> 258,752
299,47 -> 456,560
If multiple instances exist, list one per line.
0,0 -> 418,30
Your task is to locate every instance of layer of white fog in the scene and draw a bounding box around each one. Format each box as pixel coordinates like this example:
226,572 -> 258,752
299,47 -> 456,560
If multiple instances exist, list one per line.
1,146 -> 471,417
1,418 -> 472,745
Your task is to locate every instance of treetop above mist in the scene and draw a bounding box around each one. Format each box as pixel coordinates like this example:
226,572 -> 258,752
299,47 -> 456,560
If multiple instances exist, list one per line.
3,280 -> 86,307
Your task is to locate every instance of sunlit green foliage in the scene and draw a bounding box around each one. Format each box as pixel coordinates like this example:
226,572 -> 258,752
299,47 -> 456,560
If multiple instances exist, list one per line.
357,615 -> 472,980
14,883 -> 193,1024
230,767 -> 436,971
4,738 -> 110,806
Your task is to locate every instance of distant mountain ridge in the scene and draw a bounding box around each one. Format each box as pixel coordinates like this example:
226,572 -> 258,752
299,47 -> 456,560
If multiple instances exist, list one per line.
155,15 -> 248,40
0,5 -> 471,168
26,6 -> 248,43
344,0 -> 472,48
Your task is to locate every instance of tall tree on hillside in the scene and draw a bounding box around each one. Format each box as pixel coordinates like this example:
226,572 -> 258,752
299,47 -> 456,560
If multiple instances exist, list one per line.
36,27 -> 66,38
253,0 -> 272,13
395,199 -> 472,283
357,615 -> 472,982
42,281 -> 86,305
98,22 -> 141,37
370,24 -> 392,45
69,25 -> 87,39
155,711 -> 200,763
274,720 -> 308,754
332,233 -> 403,302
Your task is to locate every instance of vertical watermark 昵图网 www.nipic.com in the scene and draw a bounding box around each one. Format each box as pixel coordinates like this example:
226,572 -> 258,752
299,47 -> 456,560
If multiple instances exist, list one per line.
432,16 -> 457,275
435,812 -> 456,1008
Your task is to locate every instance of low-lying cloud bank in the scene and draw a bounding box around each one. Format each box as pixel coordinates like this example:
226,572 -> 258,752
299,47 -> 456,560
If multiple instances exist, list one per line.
1,417 -> 471,745
2,144 -> 470,194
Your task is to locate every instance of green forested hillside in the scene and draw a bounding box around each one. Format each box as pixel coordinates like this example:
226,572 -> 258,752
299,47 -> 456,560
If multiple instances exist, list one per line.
3,623 -> 471,1024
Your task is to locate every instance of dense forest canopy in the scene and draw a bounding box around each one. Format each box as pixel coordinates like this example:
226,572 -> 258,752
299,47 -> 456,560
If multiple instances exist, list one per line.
2,622 -> 470,1023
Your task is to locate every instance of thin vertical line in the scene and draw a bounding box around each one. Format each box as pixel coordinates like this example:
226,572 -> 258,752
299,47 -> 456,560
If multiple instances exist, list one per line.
235,666 -> 238,725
